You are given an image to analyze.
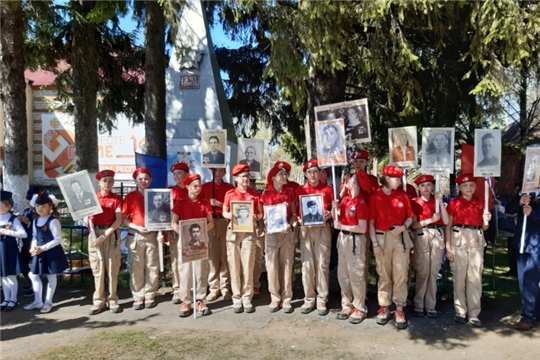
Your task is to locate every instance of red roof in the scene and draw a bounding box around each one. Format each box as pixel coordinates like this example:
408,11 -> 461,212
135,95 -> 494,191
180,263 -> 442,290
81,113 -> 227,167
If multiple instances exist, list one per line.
24,68 -> 57,86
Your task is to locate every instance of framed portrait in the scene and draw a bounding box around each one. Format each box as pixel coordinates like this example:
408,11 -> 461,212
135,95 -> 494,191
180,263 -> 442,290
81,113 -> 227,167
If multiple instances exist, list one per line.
201,129 -> 227,168
231,200 -> 254,233
299,194 -> 325,227
314,98 -> 371,144
237,138 -> 264,180
315,119 -> 347,166
56,170 -> 102,221
179,218 -> 208,263
522,146 -> 540,193
473,129 -> 501,177
265,203 -> 288,234
421,128 -> 455,174
144,189 -> 173,231
389,126 -> 418,169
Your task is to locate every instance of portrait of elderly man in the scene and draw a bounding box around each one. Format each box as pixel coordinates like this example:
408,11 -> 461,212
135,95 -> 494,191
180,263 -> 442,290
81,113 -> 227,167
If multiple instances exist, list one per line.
68,179 -> 97,212
239,146 -> 261,172
392,131 -> 415,162
477,133 -> 499,167
424,132 -> 451,167
203,135 -> 226,165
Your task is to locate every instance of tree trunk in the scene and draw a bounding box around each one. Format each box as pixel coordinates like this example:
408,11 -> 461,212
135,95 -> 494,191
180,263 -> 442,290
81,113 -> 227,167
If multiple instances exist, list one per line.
0,1 -> 28,212
144,0 -> 166,159
71,0 -> 99,178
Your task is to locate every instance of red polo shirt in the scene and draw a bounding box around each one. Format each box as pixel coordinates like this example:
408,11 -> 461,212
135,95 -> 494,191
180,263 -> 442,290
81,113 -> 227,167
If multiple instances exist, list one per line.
447,195 -> 484,226
202,181 -> 235,216
169,184 -> 188,204
296,181 -> 334,213
284,180 -> 300,192
223,188 -> 261,210
172,195 -> 212,221
90,191 -> 122,225
339,194 -> 369,228
261,186 -> 296,219
339,173 -> 379,202
122,190 -> 145,227
369,188 -> 414,231
412,196 -> 444,226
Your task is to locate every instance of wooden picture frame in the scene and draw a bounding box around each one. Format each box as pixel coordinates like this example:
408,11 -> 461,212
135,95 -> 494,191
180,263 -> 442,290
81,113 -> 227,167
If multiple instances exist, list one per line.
179,218 -> 208,263
231,200 -> 254,233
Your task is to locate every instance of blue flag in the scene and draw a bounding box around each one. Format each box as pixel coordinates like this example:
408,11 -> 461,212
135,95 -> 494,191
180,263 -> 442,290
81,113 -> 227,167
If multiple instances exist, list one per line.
135,152 -> 167,189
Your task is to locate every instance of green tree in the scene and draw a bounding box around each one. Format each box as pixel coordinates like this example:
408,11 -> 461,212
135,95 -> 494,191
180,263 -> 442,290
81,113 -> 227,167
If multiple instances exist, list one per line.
1,0 -> 28,210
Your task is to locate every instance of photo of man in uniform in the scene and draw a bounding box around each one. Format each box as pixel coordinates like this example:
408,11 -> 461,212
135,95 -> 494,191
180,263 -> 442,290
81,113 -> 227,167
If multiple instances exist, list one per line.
477,133 -> 499,167
68,179 -> 97,212
239,146 -> 261,172
525,152 -> 539,182
302,199 -> 323,225
148,192 -> 171,223
234,205 -> 252,226
392,132 -> 415,162
203,135 -> 225,165
182,223 -> 208,257
345,106 -> 368,142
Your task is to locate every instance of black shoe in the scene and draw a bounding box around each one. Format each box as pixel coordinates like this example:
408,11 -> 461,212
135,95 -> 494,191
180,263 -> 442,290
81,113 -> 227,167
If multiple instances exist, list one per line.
0,302 -> 8,311
454,315 -> 466,324
4,301 -> 17,312
413,308 -> 425,317
145,301 -> 156,309
469,316 -> 483,327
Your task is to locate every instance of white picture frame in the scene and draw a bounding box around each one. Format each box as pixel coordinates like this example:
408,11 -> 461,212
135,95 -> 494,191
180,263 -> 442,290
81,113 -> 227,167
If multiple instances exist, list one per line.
315,119 -> 348,167
237,138 -> 264,180
474,129 -> 501,177
201,129 -> 227,168
56,170 -> 102,221
265,203 -> 288,234
144,189 -> 173,231
179,218 -> 208,263
421,127 -> 455,174
389,126 -> 418,169
314,98 -> 371,144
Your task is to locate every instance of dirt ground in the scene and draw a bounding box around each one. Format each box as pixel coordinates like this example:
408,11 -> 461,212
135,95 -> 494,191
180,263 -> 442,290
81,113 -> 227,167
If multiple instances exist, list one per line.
1,278 -> 538,360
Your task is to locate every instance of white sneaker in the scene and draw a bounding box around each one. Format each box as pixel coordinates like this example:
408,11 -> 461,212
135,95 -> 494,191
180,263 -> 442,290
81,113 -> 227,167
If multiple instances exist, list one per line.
24,302 -> 44,311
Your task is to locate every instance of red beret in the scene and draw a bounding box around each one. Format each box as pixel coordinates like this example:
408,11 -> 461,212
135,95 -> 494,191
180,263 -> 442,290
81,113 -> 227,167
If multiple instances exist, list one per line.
355,170 -> 371,193
232,164 -> 250,176
414,174 -> 435,185
132,167 -> 151,179
266,166 -> 282,184
274,161 -> 291,172
351,149 -> 369,160
382,165 -> 404,178
170,162 -> 189,173
456,173 -> 476,185
182,173 -> 201,187
302,159 -> 319,172
96,170 -> 115,181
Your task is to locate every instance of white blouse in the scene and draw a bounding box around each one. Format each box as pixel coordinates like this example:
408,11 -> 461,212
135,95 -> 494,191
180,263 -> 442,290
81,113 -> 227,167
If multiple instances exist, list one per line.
32,216 -> 62,251
0,213 -> 28,239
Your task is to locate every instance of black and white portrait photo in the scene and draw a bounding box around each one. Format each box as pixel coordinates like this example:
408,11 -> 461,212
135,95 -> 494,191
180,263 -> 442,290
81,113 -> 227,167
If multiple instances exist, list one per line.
522,147 -> 540,193
57,170 -> 102,221
237,138 -> 264,180
421,128 -> 455,174
265,203 -> 288,234
389,126 -> 418,169
231,201 -> 254,233
144,189 -> 173,231
315,119 -> 347,166
179,219 -> 208,263
314,98 -> 371,144
474,129 -> 501,177
201,129 -> 227,168
299,194 -> 324,227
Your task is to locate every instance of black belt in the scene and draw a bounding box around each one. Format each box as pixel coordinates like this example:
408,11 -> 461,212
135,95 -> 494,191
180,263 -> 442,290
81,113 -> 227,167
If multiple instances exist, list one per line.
94,224 -> 112,230
340,230 -> 364,255
454,224 -> 480,230
213,215 -> 224,219
378,226 -> 405,252
425,225 -> 445,229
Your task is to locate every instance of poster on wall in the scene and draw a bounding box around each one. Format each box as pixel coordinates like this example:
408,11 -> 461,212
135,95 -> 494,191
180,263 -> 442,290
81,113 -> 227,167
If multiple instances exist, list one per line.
42,113 -> 76,178
42,113 -> 146,181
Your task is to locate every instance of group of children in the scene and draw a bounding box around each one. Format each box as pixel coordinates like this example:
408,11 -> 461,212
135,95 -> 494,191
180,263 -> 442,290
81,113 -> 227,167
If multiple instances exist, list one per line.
0,149 -> 493,330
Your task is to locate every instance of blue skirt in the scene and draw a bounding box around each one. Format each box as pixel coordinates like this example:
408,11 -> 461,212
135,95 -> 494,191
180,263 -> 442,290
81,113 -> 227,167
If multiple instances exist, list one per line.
30,244 -> 68,275
0,236 -> 22,277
